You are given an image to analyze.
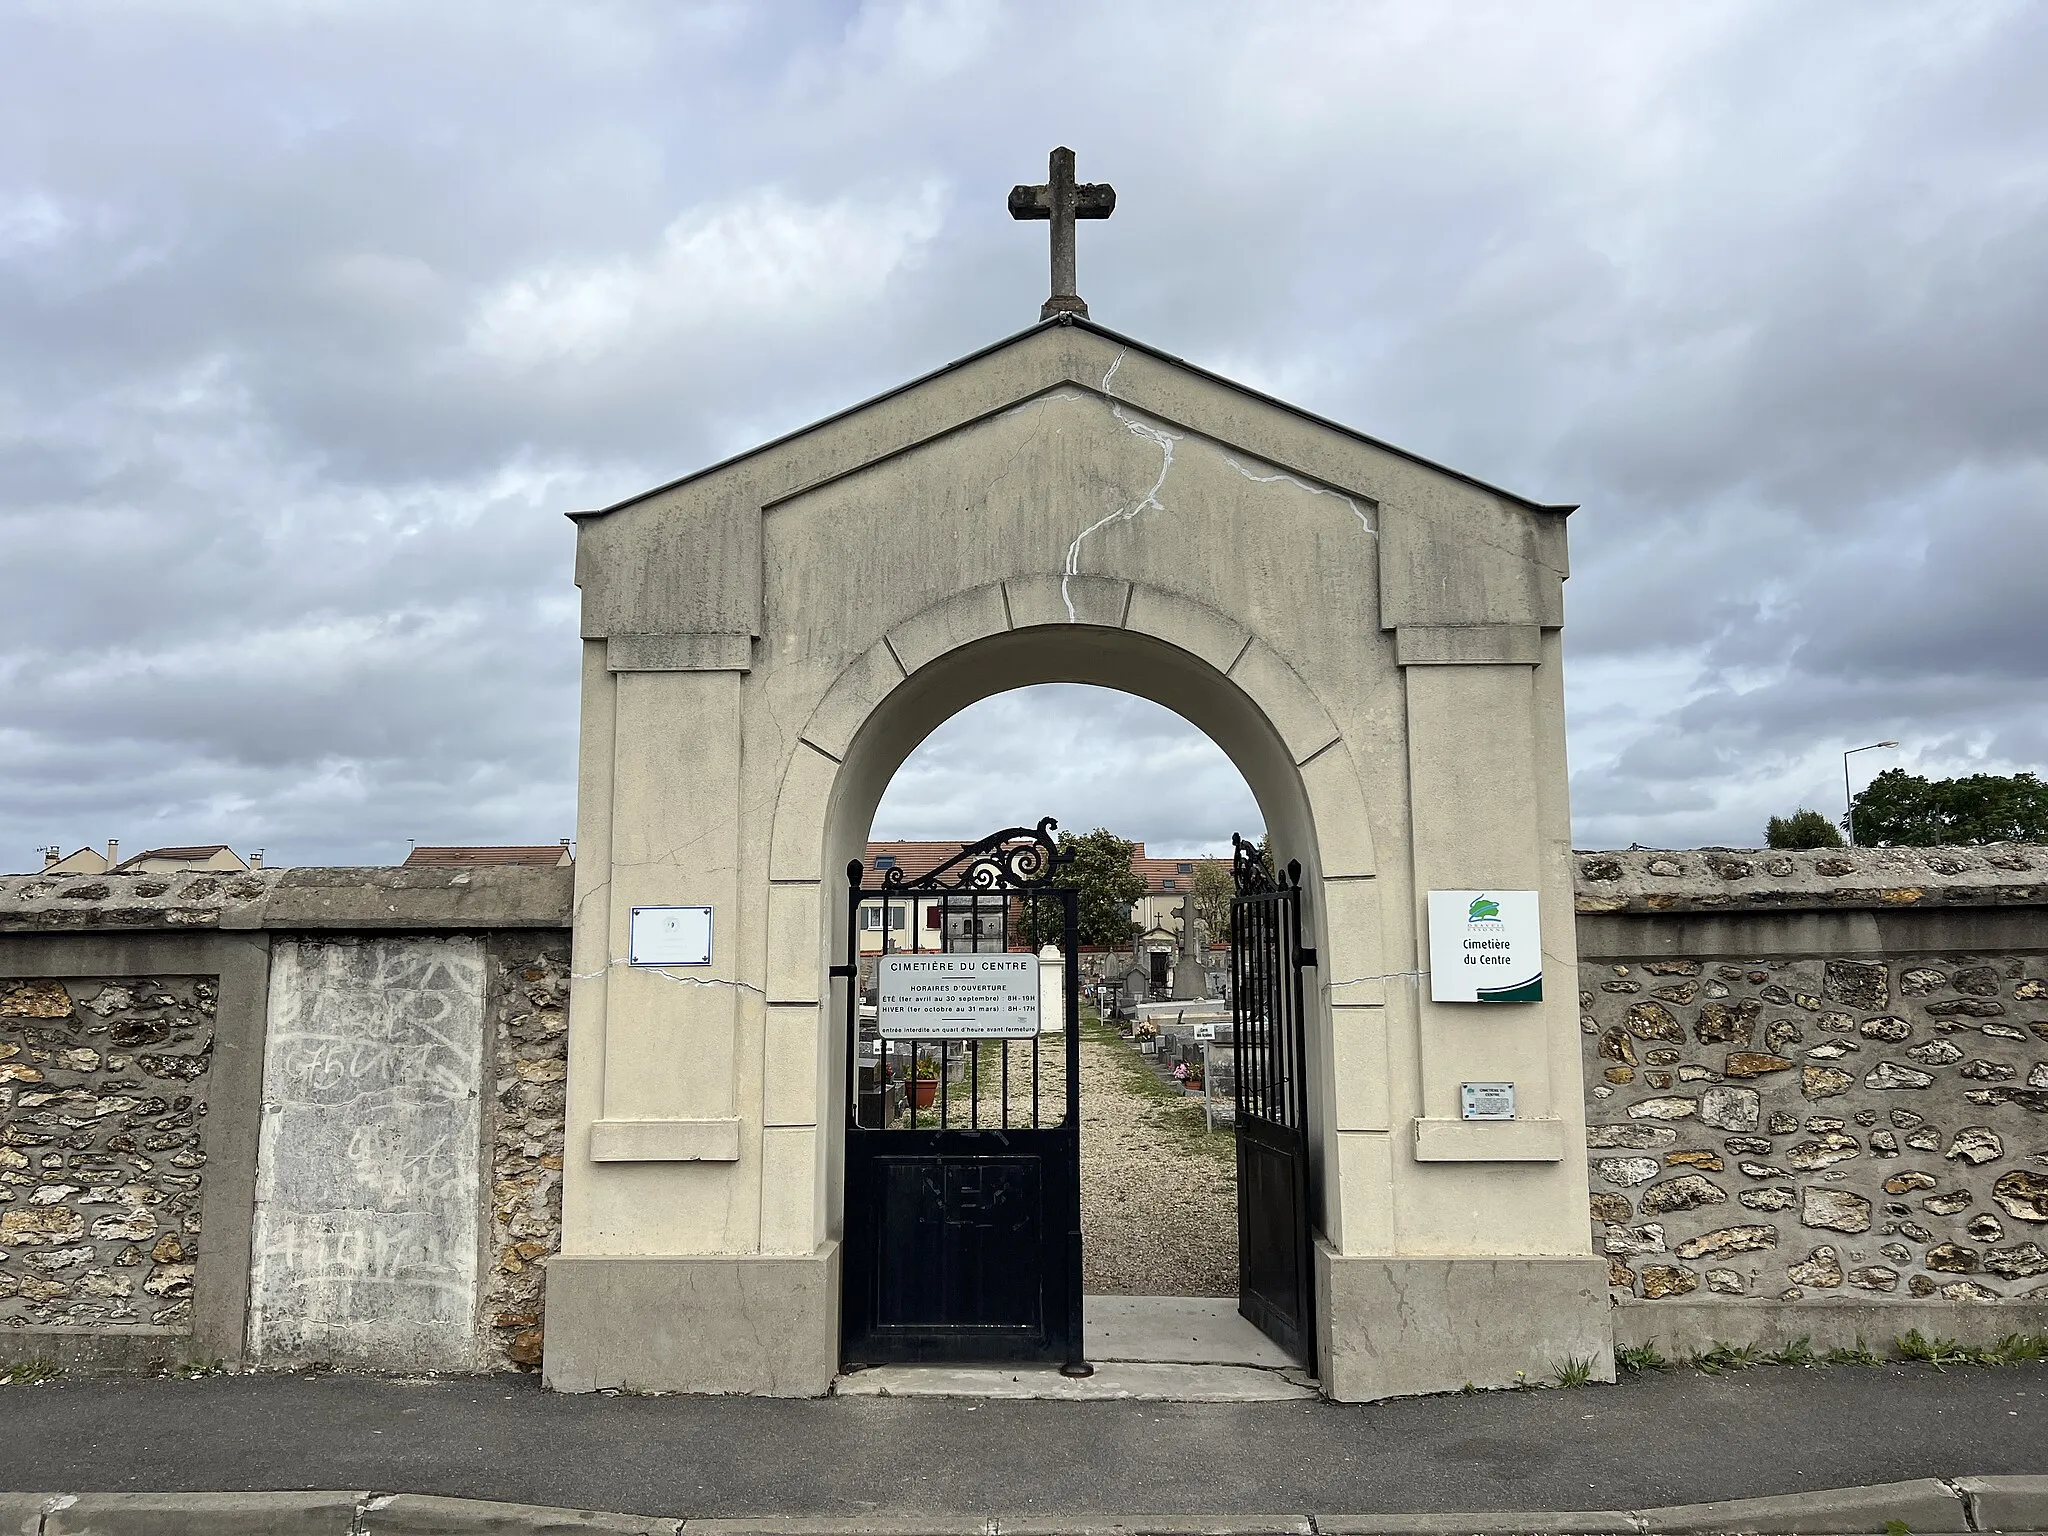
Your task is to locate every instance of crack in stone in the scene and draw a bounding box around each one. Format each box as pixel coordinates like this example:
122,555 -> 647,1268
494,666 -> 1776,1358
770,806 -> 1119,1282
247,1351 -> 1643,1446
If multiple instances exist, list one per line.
1063,351 -> 1178,621
1327,968 -> 1428,991
570,959 -> 765,997
1223,454 -> 1375,536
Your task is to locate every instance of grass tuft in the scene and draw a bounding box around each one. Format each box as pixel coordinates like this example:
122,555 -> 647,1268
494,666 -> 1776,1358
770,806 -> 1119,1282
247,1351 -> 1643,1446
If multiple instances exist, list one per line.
1552,1354 -> 1596,1388
1823,1339 -> 1883,1366
1992,1332 -> 2048,1363
0,1360 -> 62,1385
1616,1340 -> 1667,1373
1894,1329 -> 1987,1368
1684,1341 -> 1762,1375
1766,1336 -> 1816,1368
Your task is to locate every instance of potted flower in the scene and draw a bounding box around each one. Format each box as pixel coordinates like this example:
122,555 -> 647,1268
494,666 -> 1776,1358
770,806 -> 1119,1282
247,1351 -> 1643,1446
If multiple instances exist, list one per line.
911,1055 -> 941,1109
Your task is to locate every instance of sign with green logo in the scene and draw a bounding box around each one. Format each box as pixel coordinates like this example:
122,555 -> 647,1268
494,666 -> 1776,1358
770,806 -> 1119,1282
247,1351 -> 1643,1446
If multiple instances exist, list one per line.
1427,889 -> 1542,1003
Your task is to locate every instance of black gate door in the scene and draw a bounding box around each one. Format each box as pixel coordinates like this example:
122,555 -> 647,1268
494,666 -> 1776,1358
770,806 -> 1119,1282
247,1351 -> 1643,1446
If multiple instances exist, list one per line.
839,818 -> 1088,1373
1229,833 -> 1317,1364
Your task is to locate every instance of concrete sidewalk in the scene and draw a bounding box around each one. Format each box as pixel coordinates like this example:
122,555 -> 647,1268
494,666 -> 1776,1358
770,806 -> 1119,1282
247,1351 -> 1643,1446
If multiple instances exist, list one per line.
0,1360 -> 2044,1522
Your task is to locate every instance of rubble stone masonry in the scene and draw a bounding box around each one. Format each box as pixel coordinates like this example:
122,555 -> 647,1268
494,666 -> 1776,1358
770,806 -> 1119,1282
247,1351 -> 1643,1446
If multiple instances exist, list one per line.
1576,844 -> 2048,1326
0,976 -> 212,1331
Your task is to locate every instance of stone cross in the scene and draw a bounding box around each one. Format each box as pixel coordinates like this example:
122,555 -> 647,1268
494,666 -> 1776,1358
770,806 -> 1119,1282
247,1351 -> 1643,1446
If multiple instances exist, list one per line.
1008,146 -> 1115,321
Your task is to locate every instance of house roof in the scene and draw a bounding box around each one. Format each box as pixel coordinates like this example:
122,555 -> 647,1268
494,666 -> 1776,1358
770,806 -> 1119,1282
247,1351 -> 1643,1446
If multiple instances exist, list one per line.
403,846 -> 572,869
568,314 -> 1573,523
859,841 -> 971,883
112,845 -> 234,870
1132,852 -> 1225,894
859,839 -> 1222,893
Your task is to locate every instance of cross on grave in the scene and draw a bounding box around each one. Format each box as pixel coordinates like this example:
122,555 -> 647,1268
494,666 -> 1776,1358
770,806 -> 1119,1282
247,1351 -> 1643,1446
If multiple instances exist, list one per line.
1008,146 -> 1115,321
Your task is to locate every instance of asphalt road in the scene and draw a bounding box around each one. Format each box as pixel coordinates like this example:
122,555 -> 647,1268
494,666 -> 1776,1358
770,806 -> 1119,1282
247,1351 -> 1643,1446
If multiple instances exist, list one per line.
0,1363 -> 2043,1519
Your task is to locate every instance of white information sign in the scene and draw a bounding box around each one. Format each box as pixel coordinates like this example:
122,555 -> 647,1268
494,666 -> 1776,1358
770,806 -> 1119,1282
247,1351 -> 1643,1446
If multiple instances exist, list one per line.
1427,890 -> 1543,1003
1192,1022 -> 1217,1041
1461,1081 -> 1516,1121
876,953 -> 1041,1039
628,905 -> 713,967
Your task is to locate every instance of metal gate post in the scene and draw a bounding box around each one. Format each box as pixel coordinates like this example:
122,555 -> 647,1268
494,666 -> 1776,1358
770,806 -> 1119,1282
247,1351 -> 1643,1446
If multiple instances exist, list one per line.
1059,883 -> 1092,1378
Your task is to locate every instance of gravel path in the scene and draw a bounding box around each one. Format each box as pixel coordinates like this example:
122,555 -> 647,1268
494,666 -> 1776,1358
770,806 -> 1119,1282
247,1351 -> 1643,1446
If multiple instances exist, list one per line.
1078,1024 -> 1239,1296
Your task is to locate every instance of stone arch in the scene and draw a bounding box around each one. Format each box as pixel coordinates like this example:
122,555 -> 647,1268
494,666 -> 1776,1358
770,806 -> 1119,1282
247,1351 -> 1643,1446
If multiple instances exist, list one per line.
765,579 -> 1382,1252
549,315 -> 1604,1404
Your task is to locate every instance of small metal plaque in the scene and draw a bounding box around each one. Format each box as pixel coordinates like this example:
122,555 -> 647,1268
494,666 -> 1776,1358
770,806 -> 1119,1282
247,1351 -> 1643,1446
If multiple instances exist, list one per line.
1460,1081 -> 1515,1121
628,905 -> 713,967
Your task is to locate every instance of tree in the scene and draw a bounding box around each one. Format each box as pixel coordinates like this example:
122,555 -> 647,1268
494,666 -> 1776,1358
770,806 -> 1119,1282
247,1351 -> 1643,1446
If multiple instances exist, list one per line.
1850,768 -> 2048,846
1017,828 -> 1149,950
1765,808 -> 1845,849
1190,859 -> 1233,943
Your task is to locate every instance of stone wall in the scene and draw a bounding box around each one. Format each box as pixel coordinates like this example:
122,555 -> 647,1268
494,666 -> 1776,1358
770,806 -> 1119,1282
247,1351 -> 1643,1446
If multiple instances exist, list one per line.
0,977 -> 212,1331
8,851 -> 2044,1380
482,938 -> 569,1371
0,865 -> 570,1374
1575,844 -> 2048,1349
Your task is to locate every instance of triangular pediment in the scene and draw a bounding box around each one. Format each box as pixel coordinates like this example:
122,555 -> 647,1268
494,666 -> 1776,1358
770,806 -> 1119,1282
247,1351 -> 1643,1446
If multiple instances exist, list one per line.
572,316 -> 1571,644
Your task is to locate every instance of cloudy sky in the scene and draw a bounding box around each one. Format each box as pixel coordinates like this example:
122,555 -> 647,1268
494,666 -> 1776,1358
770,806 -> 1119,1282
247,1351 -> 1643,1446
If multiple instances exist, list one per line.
4,0 -> 2044,869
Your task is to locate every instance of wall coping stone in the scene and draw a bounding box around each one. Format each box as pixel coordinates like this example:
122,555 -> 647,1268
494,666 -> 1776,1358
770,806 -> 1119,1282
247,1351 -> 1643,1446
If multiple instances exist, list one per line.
0,865 -> 571,933
1571,843 -> 2048,915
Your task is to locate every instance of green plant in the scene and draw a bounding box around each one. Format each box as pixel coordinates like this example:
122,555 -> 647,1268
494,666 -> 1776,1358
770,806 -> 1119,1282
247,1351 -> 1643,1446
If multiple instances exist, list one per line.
1894,1329 -> 2004,1367
1685,1341 -> 1761,1376
1016,828 -> 1151,949
1552,1355 -> 1596,1388
1992,1332 -> 2048,1363
1882,1520 -> 1912,1536
0,1360 -> 62,1385
1851,768 -> 2048,846
1823,1340 -> 1882,1367
1616,1340 -> 1667,1373
1767,1336 -> 1816,1368
1766,808 -> 1846,849
912,1056 -> 940,1080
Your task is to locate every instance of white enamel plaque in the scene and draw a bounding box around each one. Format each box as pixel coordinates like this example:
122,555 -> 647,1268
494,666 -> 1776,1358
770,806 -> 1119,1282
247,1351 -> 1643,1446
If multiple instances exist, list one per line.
628,905 -> 713,967
876,953 -> 1041,1039
1427,890 -> 1543,1003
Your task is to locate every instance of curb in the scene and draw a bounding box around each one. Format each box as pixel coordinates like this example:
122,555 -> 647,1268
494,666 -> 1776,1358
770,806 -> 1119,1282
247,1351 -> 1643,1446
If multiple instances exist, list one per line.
0,1479 -> 2042,1535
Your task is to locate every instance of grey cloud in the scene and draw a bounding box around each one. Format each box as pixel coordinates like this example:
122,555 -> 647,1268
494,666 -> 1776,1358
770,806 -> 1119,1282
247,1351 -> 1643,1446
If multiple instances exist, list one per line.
3,0 -> 2044,869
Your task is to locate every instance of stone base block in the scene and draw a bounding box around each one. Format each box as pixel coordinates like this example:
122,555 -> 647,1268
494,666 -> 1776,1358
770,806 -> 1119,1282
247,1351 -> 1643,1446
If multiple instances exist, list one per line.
1612,1297 -> 2048,1358
1315,1244 -> 1613,1401
0,1326 -> 205,1376
541,1245 -> 840,1396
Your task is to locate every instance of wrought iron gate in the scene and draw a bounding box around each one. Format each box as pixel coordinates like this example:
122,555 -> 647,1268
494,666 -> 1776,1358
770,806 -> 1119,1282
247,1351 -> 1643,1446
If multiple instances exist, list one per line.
1229,833 -> 1317,1363
838,819 -> 1087,1372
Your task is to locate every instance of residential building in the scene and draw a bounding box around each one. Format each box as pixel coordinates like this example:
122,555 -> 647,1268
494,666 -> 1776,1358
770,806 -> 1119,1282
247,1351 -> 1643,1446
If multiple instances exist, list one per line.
403,843 -> 574,869
32,841 -> 262,875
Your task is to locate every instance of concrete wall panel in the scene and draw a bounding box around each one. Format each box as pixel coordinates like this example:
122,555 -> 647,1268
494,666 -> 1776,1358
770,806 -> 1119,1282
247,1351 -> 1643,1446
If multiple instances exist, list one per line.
247,937 -> 486,1371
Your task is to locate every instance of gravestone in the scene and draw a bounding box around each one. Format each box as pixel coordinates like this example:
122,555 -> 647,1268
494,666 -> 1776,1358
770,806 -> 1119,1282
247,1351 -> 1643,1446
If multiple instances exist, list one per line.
1170,899 -> 1208,1000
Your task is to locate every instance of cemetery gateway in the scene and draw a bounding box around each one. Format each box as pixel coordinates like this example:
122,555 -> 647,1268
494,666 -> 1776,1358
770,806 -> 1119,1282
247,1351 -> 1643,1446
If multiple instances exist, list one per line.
541,150 -> 1604,1400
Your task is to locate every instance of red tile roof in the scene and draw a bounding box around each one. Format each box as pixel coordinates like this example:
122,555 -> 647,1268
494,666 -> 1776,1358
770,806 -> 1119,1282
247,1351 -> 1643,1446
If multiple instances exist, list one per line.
860,841 -> 971,881
860,839 -> 1222,891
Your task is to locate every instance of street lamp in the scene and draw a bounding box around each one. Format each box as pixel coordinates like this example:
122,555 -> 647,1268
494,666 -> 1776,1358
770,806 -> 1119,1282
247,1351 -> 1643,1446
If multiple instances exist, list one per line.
1843,740 -> 1900,845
